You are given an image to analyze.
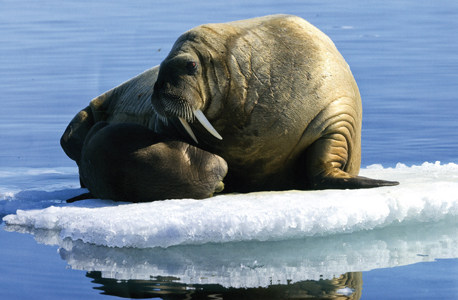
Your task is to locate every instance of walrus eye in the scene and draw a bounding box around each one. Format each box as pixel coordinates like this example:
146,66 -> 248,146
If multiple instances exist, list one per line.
186,61 -> 198,75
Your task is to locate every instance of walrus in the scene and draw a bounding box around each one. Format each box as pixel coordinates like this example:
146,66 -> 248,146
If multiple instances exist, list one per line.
70,122 -> 227,202
150,14 -> 398,191
61,14 -> 398,198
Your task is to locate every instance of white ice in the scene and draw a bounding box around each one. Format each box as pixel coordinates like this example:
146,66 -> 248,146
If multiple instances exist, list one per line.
2,161 -> 458,287
3,162 -> 457,248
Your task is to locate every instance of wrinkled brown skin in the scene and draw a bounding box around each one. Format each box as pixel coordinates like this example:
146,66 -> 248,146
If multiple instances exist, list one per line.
151,14 -> 398,191
61,14 -> 398,197
73,122 -> 227,202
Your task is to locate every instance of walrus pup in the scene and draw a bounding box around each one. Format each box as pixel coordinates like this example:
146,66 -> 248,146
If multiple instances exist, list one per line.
74,122 -> 227,202
150,14 -> 398,191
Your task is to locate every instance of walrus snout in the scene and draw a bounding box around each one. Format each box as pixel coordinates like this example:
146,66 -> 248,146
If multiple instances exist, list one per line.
152,87 -> 223,143
153,91 -> 194,121
151,73 -> 195,123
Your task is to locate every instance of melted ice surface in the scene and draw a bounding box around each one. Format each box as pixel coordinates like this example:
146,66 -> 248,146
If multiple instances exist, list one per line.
3,162 -> 458,248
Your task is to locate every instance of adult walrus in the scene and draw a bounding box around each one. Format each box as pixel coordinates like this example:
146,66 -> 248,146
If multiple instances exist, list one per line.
71,122 -> 227,202
61,14 -> 398,197
150,14 -> 398,191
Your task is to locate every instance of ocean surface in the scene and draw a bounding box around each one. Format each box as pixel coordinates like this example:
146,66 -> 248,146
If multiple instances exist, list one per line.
1,0 -> 457,299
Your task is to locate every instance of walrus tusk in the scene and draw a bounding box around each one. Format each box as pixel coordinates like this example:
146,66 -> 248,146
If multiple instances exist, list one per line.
178,117 -> 198,144
178,110 -> 223,143
193,109 -> 223,140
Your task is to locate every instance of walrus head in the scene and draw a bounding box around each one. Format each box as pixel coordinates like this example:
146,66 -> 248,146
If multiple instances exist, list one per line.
151,28 -> 232,143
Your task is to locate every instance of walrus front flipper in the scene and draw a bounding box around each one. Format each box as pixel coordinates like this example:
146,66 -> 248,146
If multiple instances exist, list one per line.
310,175 -> 399,190
66,192 -> 94,203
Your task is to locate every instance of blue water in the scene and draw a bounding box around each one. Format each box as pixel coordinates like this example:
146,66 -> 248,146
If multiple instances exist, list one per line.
1,0 -> 457,299
1,0 -> 457,169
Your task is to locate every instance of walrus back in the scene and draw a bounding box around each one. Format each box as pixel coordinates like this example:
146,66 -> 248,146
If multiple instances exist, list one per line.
60,66 -> 160,163
89,66 -> 159,127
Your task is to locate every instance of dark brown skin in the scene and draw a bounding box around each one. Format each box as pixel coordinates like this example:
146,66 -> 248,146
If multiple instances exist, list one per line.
75,122 -> 227,202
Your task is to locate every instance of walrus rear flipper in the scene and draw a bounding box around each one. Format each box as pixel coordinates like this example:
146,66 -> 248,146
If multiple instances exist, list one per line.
66,192 -> 94,203
311,175 -> 399,190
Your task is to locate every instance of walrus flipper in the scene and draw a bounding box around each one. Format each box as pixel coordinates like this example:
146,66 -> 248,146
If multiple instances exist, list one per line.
310,175 -> 399,190
66,192 -> 94,203
303,131 -> 399,190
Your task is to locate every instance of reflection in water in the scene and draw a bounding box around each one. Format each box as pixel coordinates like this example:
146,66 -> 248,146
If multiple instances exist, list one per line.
87,271 -> 362,299
5,217 -> 457,298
